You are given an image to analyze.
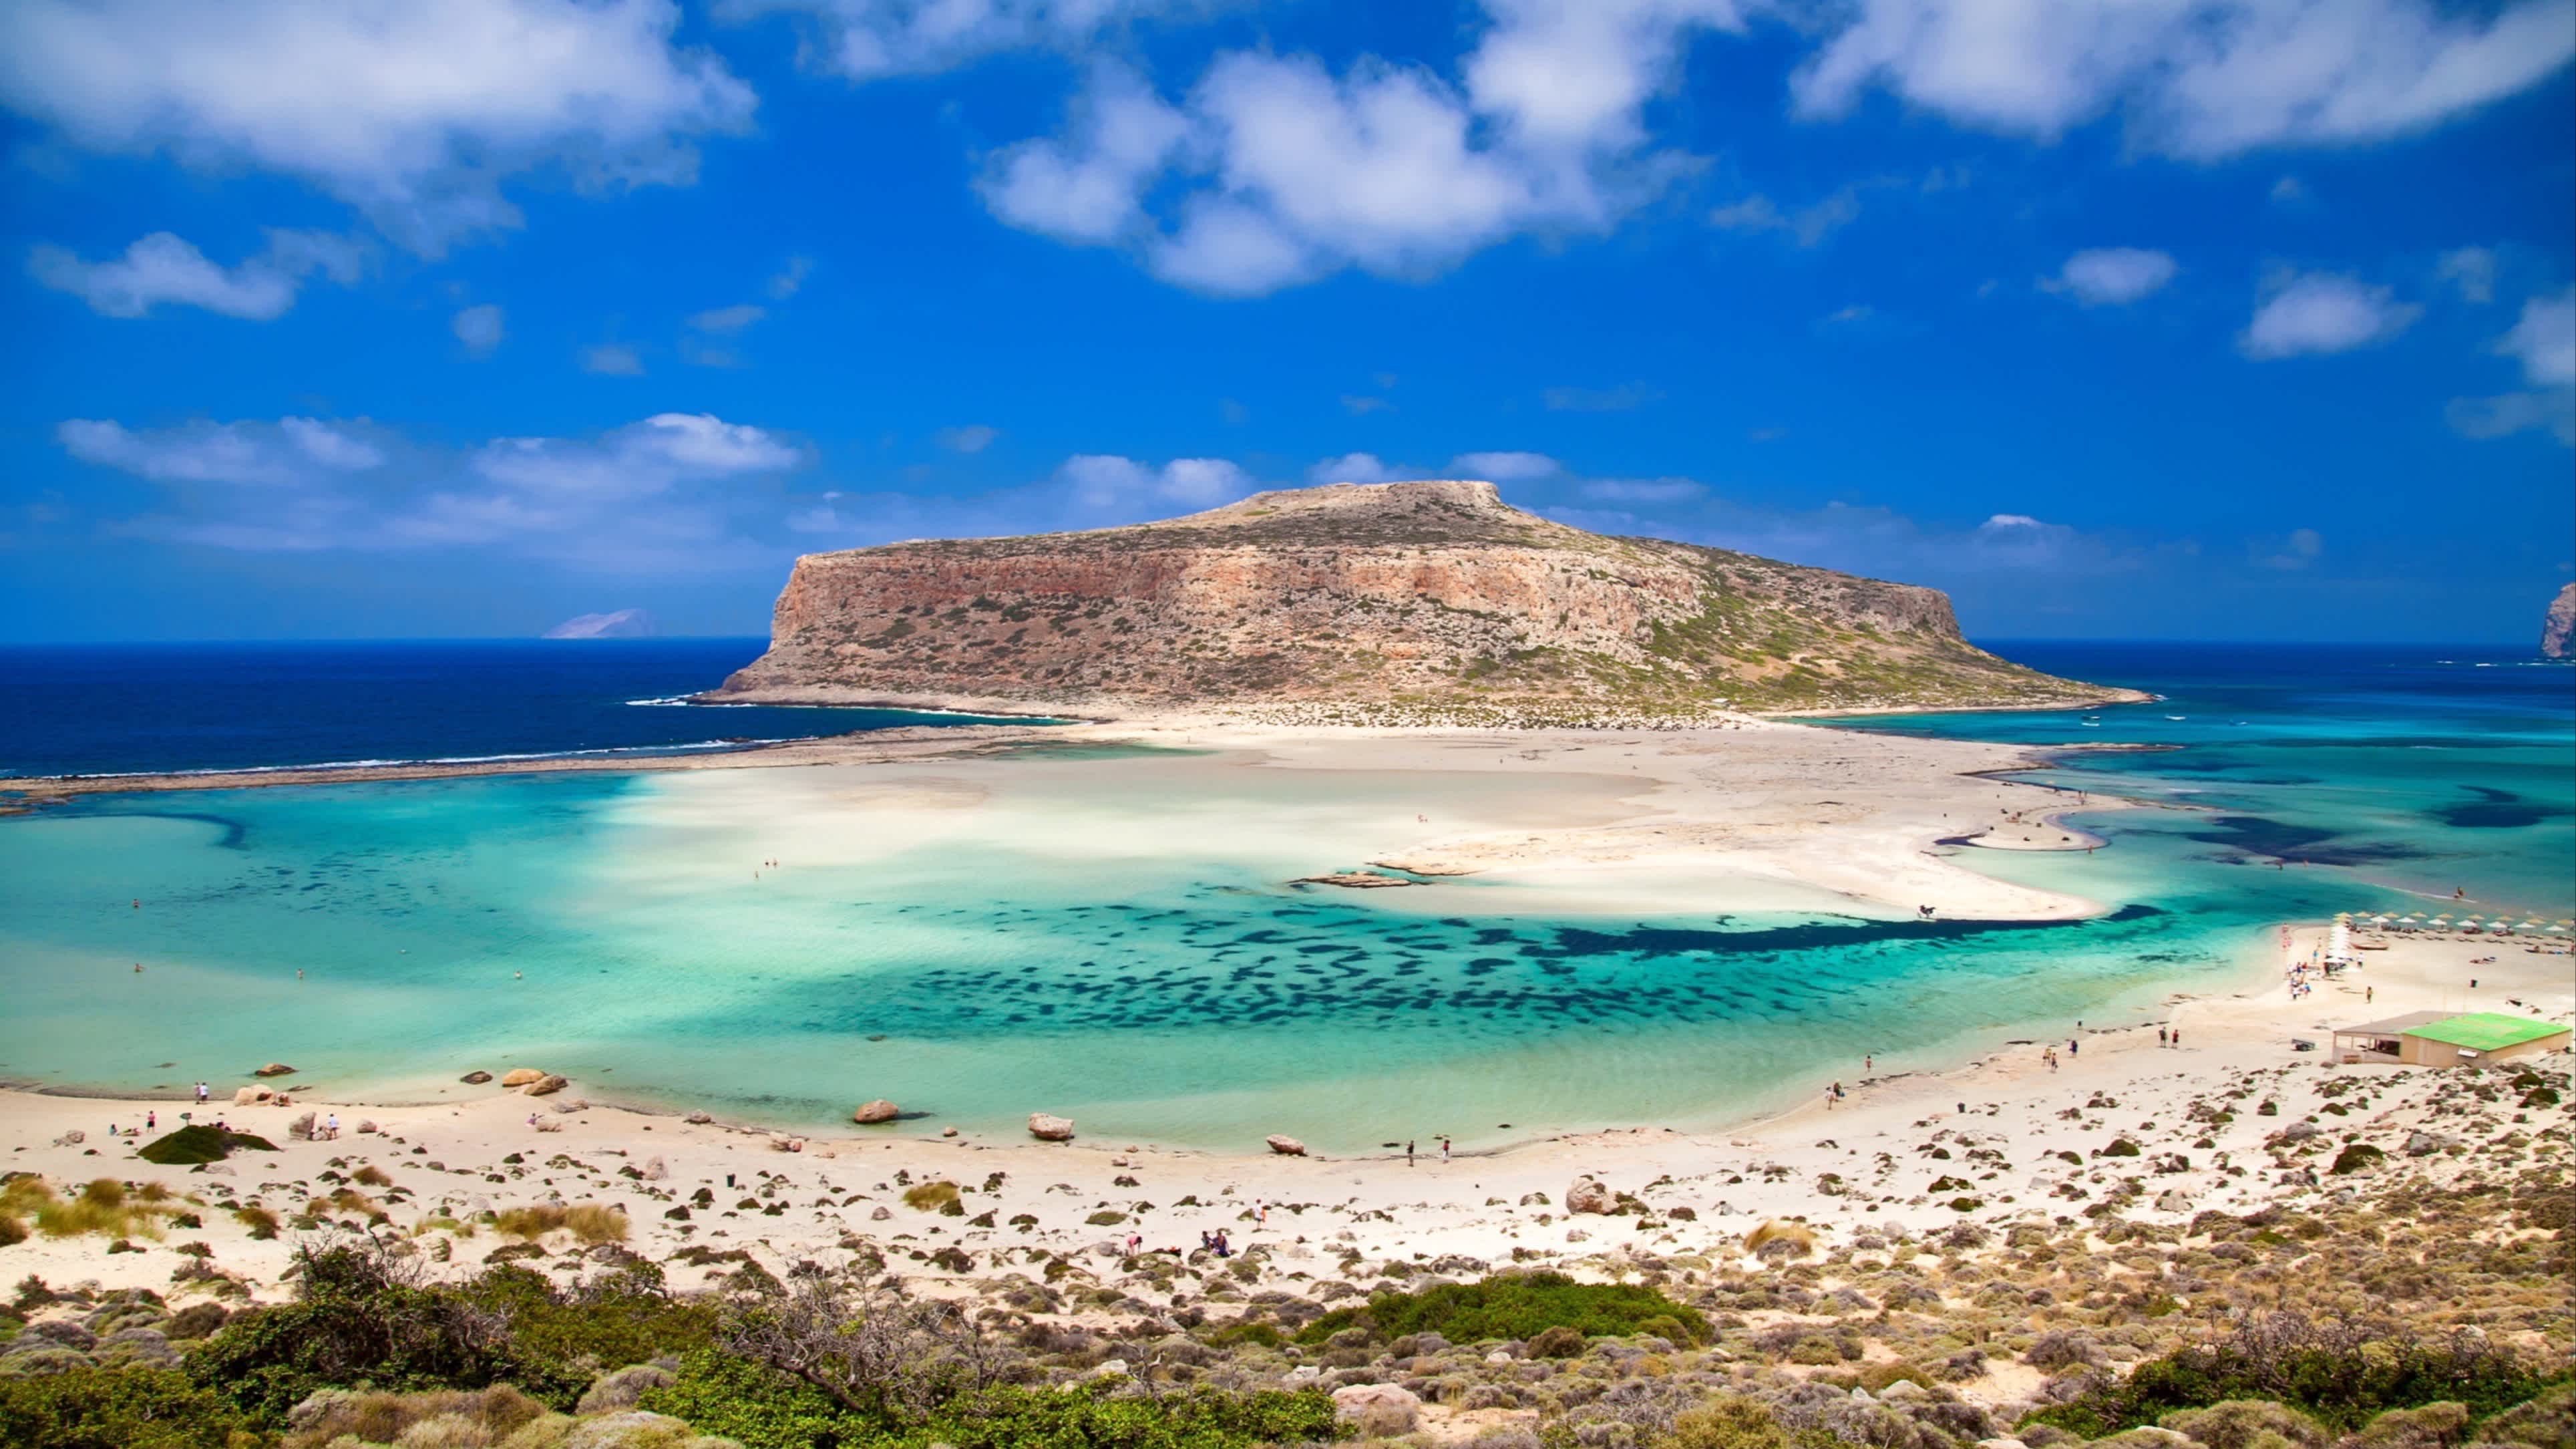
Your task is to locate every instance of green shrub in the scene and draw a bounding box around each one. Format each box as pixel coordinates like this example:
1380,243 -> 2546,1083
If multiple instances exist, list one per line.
455,1261 -> 716,1404
0,1365 -> 252,1449
900,1182 -> 960,1213
135,1126 -> 276,1166
2159,1398 -> 2332,1449
642,1347 -> 1337,1448
0,1216 -> 24,1248
2024,1317 -> 2563,1438
1669,1394 -> 1793,1449
2330,1144 -> 2386,1175
2478,1385 -> 2576,1448
1291,1271 -> 1709,1347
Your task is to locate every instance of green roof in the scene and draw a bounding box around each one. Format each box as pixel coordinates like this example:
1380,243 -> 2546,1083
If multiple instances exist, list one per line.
2404,1013 -> 2570,1052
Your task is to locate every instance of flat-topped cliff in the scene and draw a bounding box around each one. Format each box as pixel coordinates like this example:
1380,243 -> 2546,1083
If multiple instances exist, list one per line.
717,480 -> 2134,717
2545,582 -> 2575,659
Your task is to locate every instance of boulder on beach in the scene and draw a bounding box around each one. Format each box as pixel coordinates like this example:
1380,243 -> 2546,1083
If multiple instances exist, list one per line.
1566,1176 -> 1614,1215
684,1111 -> 713,1124
1266,1134 -> 1307,1156
460,1071 -> 494,1085
500,1068 -> 547,1088
521,1074 -> 569,1097
232,1087 -> 267,1106
1029,1112 -> 1076,1142
253,1063 -> 296,1078
852,1099 -> 901,1124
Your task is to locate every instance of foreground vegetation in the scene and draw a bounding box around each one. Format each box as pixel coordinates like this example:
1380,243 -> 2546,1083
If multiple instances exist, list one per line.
0,1057 -> 2566,1448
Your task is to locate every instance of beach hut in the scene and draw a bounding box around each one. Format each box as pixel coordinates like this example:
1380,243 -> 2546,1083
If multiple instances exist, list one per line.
2331,1012 -> 2573,1068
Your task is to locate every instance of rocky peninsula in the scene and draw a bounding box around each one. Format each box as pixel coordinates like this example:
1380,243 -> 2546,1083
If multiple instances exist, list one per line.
715,480 -> 2145,721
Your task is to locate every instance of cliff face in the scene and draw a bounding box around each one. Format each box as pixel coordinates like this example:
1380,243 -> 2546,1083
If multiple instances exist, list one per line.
2547,583 -> 2576,660
720,480 -> 2125,716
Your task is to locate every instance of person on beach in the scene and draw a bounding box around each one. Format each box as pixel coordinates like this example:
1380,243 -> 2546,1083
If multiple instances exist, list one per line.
1407,1140 -> 1415,1167
1440,1136 -> 1451,1163
146,1111 -> 155,1131
2068,1037 -> 2079,1056
1254,1200 -> 1267,1229
2158,1027 -> 2167,1046
195,1082 -> 208,1105
1863,1054 -> 1873,1072
326,1113 -> 339,1140
2171,1028 -> 2180,1047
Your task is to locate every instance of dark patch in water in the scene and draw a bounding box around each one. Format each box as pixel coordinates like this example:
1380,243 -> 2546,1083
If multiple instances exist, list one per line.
2426,786 -> 2569,830
2184,815 -> 2430,866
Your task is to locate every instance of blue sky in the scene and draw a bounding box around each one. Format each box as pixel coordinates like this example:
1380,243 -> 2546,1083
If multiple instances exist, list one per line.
3,0 -> 2572,645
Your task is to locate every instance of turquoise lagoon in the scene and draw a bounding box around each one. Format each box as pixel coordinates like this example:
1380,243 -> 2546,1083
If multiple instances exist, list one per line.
2,643 -> 2567,1154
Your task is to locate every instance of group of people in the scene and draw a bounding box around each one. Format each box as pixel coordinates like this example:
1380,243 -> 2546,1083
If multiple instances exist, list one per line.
1402,1137 -> 1452,1166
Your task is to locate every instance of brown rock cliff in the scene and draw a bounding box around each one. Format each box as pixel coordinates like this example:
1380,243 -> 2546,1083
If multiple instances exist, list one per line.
719,480 -> 2129,717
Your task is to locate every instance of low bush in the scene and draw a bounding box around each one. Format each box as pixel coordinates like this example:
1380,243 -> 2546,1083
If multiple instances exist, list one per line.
277,1382 -> 548,1449
1293,1270 -> 1710,1348
135,1126 -> 276,1166
2024,1315 -> 2565,1437
900,1181 -> 962,1213
644,1347 -> 1336,1449
0,1365 -> 252,1449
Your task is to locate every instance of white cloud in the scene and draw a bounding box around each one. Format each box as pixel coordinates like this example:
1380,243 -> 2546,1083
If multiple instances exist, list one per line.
452,303 -> 507,355
1707,188 -> 1862,247
2256,526 -> 2324,571
687,303 -> 768,333
765,255 -> 813,299
936,424 -> 1000,454
61,411 -> 802,570
1820,303 -> 1875,326
1793,0 -> 2576,160
2436,246 -> 2498,304
2046,247 -> 2179,306
2496,286 -> 2575,388
2237,273 -> 2420,359
27,228 -> 363,319
582,343 -> 646,375
723,0 -> 1186,80
2446,391 -> 2576,447
1544,381 -> 1662,412
2452,287 -> 2576,447
982,1 -> 1751,295
1056,453 -> 1254,508
58,416 -> 385,485
1581,477 -> 1703,502
980,63 -> 1190,244
0,0 -> 758,255
1452,450 -> 1561,481
1306,452 -> 1409,484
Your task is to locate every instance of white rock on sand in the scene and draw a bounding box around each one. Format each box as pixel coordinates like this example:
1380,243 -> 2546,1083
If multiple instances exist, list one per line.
1266,1134 -> 1306,1156
499,1068 -> 547,1088
1029,1112 -> 1075,1141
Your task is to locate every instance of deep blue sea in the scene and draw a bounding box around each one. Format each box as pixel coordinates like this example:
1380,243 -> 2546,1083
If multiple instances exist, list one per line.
0,639 -> 1026,778
1,639 -> 2566,1150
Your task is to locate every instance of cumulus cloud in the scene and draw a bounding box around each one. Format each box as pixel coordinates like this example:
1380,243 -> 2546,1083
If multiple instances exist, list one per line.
687,303 -> 767,333
1793,0 -> 2576,160
452,304 -> 506,355
980,1 -> 1753,295
936,424 -> 1000,454
2497,286 -> 2575,388
1452,450 -> 1561,481
2450,286 -> 2576,446
1543,382 -> 1662,412
59,416 -> 386,485
582,343 -> 646,375
1707,188 -> 1863,247
1056,453 -> 1255,508
27,228 -> 363,319
2237,273 -> 2420,359
2436,246 -> 2498,304
2046,247 -> 2179,306
59,411 -> 801,570
0,0 -> 757,254
724,0 -> 1189,79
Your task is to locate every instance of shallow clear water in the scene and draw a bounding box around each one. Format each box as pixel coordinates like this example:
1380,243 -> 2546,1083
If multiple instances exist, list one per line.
1,641 -> 2566,1152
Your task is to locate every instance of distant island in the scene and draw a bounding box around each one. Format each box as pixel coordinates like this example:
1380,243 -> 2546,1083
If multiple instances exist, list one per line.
543,607 -> 655,639
718,479 -> 2144,719
2547,582 -> 2574,659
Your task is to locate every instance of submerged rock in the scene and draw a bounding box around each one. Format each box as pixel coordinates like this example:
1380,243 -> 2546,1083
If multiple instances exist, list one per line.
252,1063 -> 295,1078
852,1099 -> 901,1124
459,1071 -> 493,1085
